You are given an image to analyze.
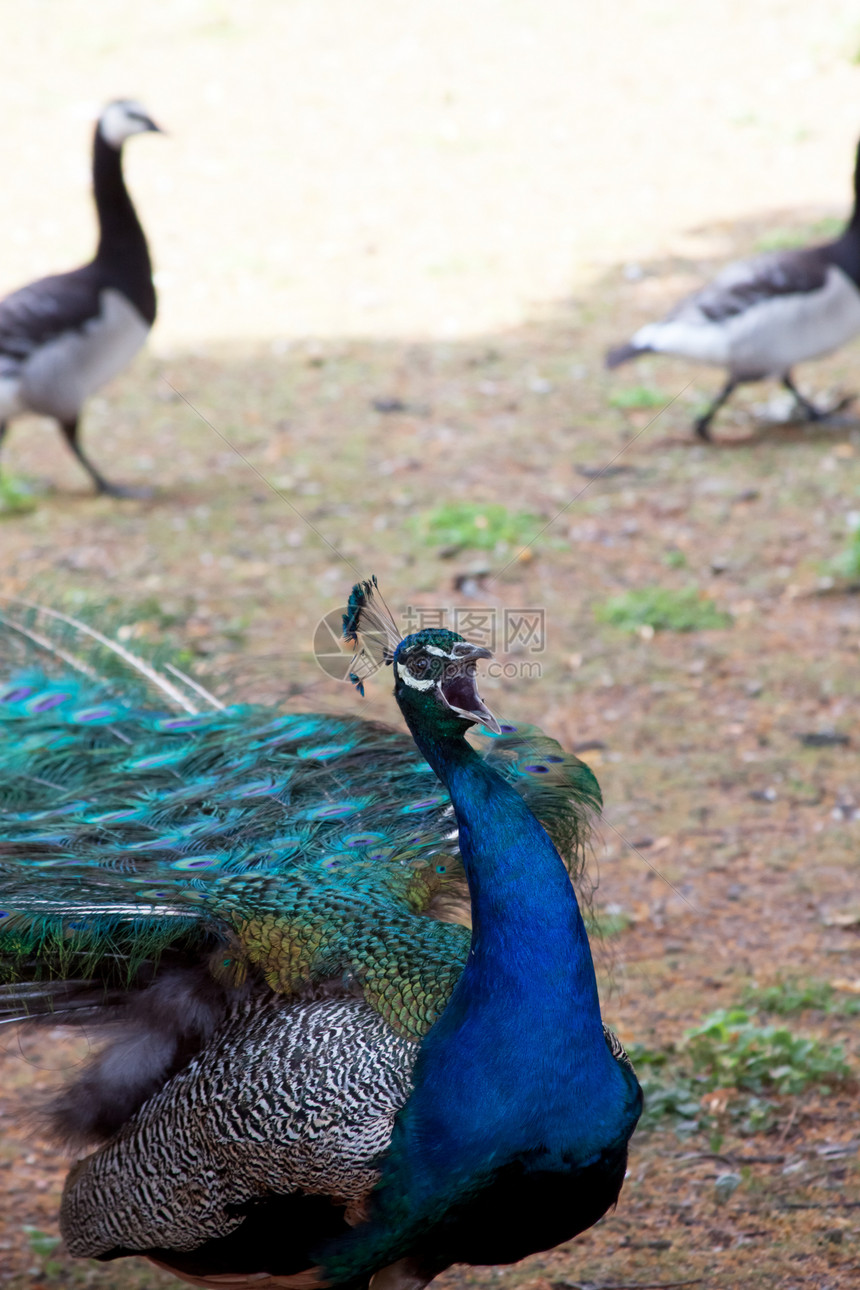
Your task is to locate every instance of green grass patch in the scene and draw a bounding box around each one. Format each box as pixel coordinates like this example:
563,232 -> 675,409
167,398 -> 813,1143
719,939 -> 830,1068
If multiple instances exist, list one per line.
595,586 -> 732,632
0,474 -> 37,517
685,1007 -> 852,1095
21,1228 -> 62,1281
829,526 -> 860,580
742,977 -> 860,1017
23,1228 -> 60,1258
588,907 -> 633,938
629,1004 -> 854,1136
411,501 -> 540,552
608,385 -> 668,410
624,1044 -> 706,1134
754,217 -> 844,252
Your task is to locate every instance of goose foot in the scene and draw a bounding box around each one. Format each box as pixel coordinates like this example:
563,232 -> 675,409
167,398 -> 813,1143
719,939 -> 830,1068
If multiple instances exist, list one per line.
97,480 -> 155,500
60,418 -> 154,500
803,392 -> 855,422
692,377 -> 739,442
782,375 -> 855,423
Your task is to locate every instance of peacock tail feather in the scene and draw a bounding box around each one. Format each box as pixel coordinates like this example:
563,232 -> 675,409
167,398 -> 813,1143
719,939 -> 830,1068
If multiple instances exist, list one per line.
0,625 -> 601,1042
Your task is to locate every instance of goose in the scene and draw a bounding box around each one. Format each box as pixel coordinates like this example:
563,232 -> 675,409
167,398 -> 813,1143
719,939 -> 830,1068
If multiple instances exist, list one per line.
606,138 -> 860,439
0,99 -> 161,497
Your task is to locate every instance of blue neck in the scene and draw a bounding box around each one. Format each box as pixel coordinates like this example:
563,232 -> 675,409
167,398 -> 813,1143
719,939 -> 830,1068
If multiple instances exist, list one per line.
442,738 -> 602,1025
404,721 -> 619,1167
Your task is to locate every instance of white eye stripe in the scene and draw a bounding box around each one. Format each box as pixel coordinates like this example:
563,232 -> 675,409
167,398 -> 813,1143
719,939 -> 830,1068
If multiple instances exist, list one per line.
398,671 -> 437,692
423,645 -> 454,658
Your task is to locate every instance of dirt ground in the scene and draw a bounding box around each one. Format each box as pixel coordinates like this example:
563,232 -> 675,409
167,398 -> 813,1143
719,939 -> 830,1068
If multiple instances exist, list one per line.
1,3 -> 859,1288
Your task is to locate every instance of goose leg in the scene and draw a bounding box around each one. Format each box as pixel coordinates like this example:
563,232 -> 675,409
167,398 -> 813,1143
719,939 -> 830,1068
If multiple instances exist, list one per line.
782,372 -> 854,422
59,418 -> 152,499
693,378 -> 738,441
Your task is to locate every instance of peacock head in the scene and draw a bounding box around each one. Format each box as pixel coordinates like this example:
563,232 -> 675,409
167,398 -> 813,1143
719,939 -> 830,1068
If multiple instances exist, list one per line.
392,630 -> 501,736
98,100 -> 163,150
342,578 -> 501,737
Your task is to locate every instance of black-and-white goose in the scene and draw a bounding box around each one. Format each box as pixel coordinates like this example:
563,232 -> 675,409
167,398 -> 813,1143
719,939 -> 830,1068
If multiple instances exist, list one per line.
606,138 -> 860,439
0,99 -> 161,497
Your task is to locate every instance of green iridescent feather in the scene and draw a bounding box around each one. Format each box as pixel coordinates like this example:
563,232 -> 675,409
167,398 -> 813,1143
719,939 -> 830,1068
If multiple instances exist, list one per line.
0,629 -> 600,1039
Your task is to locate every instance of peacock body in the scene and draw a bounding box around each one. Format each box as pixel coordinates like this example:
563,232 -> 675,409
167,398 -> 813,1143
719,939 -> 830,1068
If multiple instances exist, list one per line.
0,585 -> 641,1290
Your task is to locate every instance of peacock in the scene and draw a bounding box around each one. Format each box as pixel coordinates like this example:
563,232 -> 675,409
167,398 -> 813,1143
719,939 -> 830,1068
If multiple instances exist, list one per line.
0,582 -> 641,1290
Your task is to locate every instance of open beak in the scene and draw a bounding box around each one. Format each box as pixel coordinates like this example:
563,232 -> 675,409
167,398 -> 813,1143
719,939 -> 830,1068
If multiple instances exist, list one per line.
439,645 -> 502,733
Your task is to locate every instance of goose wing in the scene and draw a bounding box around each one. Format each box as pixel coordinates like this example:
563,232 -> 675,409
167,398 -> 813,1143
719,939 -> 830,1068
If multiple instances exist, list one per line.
670,247 -> 830,325
0,265 -> 104,368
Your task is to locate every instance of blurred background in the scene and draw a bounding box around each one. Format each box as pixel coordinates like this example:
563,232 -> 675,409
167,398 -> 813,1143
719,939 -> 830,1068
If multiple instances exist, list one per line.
5,1 -> 860,343
1,2 -> 859,1287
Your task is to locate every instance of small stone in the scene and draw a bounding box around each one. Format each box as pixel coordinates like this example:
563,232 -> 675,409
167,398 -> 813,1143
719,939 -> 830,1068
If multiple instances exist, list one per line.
714,1171 -> 742,1203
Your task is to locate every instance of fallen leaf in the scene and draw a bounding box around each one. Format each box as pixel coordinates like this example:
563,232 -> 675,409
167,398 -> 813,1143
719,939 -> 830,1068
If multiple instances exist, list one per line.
831,977 -> 860,993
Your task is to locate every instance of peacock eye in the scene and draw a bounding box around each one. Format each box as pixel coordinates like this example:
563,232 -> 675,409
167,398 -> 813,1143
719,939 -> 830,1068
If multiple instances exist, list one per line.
412,656 -> 430,676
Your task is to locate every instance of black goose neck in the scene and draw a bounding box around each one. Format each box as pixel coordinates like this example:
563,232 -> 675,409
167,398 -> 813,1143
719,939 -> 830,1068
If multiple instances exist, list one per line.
850,140 -> 860,229
824,144 -> 860,286
834,139 -> 860,237
92,128 -> 156,323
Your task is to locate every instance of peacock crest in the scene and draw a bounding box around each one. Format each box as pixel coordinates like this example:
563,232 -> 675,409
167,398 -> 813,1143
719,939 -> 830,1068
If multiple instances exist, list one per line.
343,575 -> 402,693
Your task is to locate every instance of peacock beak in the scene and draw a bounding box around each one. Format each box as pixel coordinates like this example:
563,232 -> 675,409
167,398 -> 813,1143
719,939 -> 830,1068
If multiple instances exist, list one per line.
452,644 -> 492,663
439,648 -> 501,733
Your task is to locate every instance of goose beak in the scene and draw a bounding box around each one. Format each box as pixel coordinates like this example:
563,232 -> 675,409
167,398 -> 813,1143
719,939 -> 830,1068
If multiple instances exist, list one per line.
439,646 -> 502,733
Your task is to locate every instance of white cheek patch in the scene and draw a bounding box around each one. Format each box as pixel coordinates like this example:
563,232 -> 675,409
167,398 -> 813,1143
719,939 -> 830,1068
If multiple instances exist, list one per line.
99,101 -> 149,148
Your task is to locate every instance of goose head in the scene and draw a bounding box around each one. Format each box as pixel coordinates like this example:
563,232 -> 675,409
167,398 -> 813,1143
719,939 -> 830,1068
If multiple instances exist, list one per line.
98,100 -> 163,150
